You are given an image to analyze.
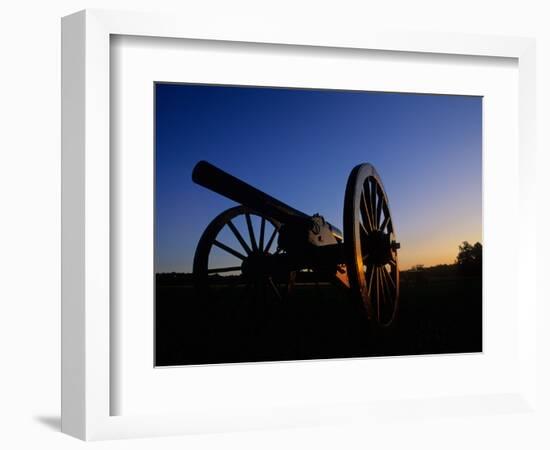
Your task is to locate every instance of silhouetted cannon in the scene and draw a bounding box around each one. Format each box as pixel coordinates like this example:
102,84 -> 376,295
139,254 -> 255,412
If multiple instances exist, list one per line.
193,160 -> 400,327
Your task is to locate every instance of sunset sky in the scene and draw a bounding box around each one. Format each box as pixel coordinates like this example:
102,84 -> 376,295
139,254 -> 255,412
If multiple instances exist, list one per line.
155,83 -> 482,272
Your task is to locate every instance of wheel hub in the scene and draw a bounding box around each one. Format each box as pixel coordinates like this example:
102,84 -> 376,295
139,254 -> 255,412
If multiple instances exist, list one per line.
241,252 -> 272,279
363,231 -> 394,265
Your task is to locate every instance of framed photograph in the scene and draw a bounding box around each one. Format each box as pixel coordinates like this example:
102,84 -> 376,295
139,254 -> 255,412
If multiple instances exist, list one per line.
61,9 -> 537,440
154,83 -> 484,366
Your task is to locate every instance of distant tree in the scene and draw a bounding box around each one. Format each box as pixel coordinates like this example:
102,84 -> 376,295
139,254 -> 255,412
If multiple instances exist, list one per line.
456,241 -> 482,276
411,264 -> 425,271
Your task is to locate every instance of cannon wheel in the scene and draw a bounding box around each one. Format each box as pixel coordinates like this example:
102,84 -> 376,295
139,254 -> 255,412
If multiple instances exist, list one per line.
193,206 -> 295,307
343,164 -> 399,327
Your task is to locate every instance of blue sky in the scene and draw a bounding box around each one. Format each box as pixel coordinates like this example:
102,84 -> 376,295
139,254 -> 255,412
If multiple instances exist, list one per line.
155,83 -> 481,272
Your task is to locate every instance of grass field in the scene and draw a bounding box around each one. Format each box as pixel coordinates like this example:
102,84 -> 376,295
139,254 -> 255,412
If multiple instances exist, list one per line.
155,275 -> 482,366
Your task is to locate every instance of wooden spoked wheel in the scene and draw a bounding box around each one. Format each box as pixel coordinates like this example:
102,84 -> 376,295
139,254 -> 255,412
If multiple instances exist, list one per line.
344,164 -> 400,327
193,206 -> 294,309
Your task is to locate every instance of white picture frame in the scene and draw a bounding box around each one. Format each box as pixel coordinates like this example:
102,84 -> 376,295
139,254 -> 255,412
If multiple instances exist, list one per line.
61,9 -> 537,441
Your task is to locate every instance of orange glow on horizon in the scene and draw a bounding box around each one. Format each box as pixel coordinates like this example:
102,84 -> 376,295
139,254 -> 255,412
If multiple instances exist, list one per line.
398,233 -> 482,271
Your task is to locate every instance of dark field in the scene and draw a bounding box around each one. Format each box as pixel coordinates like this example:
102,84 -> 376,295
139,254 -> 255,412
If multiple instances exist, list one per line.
155,273 -> 482,366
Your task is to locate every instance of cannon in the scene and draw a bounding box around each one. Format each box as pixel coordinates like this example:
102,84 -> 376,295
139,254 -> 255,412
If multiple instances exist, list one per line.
192,161 -> 400,327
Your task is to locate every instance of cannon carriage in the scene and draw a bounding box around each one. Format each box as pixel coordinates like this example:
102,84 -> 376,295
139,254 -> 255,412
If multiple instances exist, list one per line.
192,160 -> 400,327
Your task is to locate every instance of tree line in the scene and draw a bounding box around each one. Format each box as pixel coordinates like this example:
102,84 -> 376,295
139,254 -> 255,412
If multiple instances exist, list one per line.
408,241 -> 482,277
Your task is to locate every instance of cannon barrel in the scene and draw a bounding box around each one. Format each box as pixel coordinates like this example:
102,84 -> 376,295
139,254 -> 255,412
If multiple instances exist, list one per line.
192,161 -> 311,225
